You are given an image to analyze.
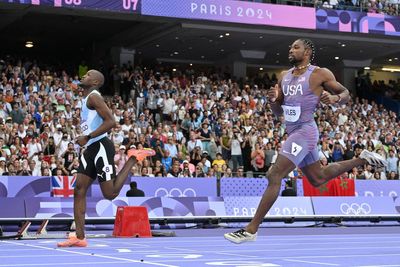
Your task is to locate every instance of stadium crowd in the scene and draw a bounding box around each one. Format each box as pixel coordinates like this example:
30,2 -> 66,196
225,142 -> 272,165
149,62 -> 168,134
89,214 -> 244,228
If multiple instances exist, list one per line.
0,57 -> 399,180
244,0 -> 400,16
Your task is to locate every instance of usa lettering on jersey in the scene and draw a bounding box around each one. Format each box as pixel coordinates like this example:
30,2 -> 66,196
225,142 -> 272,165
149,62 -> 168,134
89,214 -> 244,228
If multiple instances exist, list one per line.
282,84 -> 303,96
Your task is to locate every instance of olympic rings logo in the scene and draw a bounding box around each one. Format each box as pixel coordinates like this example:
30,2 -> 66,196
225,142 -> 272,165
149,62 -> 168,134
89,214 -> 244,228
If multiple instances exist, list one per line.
154,188 -> 197,197
340,203 -> 372,215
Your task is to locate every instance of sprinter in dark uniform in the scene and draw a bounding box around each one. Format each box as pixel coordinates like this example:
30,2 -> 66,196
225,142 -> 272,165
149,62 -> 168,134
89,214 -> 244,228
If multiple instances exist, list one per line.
57,70 -> 152,247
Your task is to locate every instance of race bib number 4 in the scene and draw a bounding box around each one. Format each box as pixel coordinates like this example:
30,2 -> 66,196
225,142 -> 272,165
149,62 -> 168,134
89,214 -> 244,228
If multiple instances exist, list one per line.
282,105 -> 301,122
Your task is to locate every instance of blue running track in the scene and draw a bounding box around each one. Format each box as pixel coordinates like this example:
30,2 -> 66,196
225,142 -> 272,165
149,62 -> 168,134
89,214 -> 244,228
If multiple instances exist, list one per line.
1,227 -> 400,267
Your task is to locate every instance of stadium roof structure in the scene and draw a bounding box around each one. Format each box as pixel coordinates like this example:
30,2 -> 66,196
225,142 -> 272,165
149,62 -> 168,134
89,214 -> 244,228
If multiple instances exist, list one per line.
1,2 -> 399,69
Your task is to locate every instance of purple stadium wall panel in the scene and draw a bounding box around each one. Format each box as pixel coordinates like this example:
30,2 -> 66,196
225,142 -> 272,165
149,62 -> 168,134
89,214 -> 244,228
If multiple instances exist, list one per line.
394,197 -> 400,215
224,196 -> 315,227
23,197 -> 226,219
0,176 -> 51,197
356,180 -> 400,197
0,198 -> 26,218
220,177 -> 304,197
316,8 -> 400,36
142,0 -> 315,29
312,196 -> 399,225
90,177 -> 218,198
312,196 -> 398,215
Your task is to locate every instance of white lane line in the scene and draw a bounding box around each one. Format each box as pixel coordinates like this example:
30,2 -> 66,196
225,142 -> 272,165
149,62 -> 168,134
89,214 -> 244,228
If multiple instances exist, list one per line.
160,245 -> 400,253
161,240 -> 400,248
151,253 -> 400,263
0,262 -> 133,267
164,246 -> 258,258
0,249 -> 53,252
110,237 -> 400,244
3,241 -> 178,267
284,259 -> 340,266
0,250 -> 162,258
117,249 -> 132,253
0,255 -> 81,258
88,239 -> 151,247
215,252 -> 259,258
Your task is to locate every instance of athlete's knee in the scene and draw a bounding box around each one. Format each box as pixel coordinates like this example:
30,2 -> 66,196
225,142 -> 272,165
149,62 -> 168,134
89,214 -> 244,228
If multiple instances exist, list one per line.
266,170 -> 282,187
74,184 -> 85,198
308,178 -> 323,187
307,173 -> 325,187
103,192 -> 118,201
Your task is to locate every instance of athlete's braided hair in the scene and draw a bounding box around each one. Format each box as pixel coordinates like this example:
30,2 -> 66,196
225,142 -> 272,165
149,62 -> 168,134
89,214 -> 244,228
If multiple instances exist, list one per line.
299,38 -> 315,63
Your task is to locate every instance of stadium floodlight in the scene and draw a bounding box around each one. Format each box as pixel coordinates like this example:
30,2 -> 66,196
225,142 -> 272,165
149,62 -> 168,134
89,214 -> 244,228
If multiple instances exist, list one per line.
25,41 -> 33,48
382,67 -> 400,72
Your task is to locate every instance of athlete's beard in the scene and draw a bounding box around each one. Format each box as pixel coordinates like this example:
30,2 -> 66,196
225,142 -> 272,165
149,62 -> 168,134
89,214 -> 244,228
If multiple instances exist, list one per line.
289,56 -> 299,66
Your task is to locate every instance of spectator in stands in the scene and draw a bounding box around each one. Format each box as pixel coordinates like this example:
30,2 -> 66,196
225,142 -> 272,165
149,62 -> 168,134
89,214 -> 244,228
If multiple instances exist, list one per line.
187,132 -> 203,153
199,121 -> 211,152
388,171 -> 398,180
164,136 -> 178,158
43,136 -> 56,157
62,142 -> 77,169
241,133 -> 253,172
180,164 -> 192,177
190,145 -> 203,166
0,157 -> 6,175
126,181 -> 145,197
251,143 -> 265,173
192,164 -> 205,177
222,167 -> 233,178
167,163 -> 181,177
319,141 -> 333,162
212,152 -> 226,173
343,141 -> 355,160
230,128 -> 243,172
264,142 -> 276,170
373,171 -> 381,180
236,167 -> 245,178
179,159 -> 193,174
386,149 -> 398,175
161,150 -> 173,173
10,102 -> 25,124
220,129 -> 231,161
332,141 -> 345,162
114,145 -> 128,174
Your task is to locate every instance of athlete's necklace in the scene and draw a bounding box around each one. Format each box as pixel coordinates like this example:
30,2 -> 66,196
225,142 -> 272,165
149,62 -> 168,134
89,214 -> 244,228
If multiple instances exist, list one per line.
295,63 -> 311,70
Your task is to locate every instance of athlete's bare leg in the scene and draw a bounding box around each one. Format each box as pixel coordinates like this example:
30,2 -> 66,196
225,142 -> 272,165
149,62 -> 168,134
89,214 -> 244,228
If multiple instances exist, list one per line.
302,158 -> 365,187
246,155 -> 295,234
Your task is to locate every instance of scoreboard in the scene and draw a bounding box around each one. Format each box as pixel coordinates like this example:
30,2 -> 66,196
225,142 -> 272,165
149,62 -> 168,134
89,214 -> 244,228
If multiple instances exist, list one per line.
0,0 -> 141,14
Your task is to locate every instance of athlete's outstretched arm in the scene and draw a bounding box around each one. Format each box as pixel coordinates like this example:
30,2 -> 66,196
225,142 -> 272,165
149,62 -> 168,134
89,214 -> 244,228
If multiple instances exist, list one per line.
319,68 -> 350,105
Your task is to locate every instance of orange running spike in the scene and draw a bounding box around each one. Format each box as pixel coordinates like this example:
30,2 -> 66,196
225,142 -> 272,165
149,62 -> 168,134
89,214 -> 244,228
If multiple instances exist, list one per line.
127,148 -> 156,162
57,236 -> 88,247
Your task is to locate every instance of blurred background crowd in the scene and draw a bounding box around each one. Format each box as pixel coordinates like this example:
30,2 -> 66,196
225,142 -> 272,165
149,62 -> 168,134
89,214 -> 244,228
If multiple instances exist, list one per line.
0,56 -> 399,180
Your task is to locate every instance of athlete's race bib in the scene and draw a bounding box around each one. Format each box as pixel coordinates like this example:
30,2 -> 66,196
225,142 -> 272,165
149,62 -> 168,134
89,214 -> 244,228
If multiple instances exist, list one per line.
80,121 -> 90,134
282,105 -> 301,122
